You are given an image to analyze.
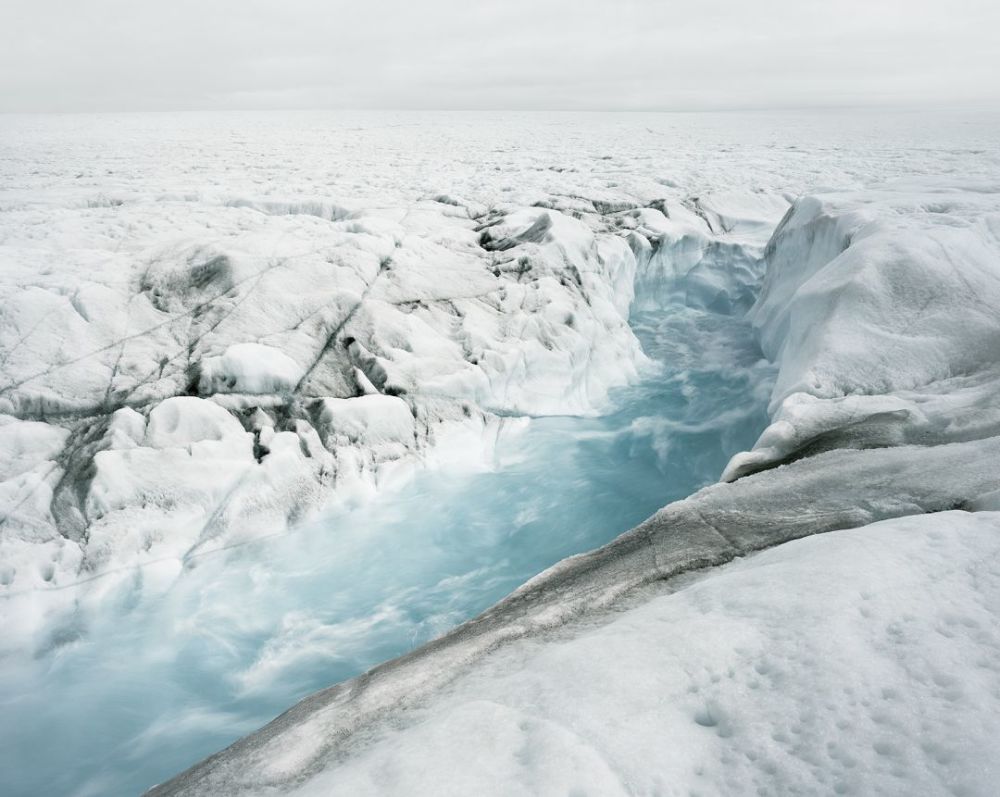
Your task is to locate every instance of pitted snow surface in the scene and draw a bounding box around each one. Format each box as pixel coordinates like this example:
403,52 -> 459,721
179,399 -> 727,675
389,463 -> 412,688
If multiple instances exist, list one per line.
292,512 -> 1000,797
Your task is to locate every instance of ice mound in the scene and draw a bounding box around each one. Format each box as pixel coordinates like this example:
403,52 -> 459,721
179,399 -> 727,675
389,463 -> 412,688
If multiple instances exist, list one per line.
723,180 -> 1000,480
145,396 -> 250,450
0,415 -> 69,482
198,344 -> 305,395
315,395 -> 414,447
139,244 -> 236,314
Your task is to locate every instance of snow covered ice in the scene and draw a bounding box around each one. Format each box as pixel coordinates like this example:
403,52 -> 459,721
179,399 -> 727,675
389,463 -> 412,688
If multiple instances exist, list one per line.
241,511 -> 1000,797
1,110 -> 1000,796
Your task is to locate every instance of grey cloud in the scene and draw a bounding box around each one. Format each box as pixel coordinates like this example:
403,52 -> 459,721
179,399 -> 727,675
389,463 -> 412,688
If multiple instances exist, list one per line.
1,0 -> 998,111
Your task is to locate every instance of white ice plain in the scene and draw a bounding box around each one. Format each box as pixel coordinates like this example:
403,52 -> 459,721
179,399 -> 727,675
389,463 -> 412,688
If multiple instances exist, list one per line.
1,111 -> 1000,796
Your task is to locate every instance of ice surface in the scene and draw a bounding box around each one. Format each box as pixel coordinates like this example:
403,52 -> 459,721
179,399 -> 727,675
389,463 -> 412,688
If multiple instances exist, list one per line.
2,110 -> 999,796
284,510 -> 1000,797
198,343 -> 306,395
724,180 -> 1000,479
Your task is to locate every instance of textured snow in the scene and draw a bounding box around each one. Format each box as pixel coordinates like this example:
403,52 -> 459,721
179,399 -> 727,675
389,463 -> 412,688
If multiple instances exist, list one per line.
290,510 -> 1000,797
723,181 -> 1000,480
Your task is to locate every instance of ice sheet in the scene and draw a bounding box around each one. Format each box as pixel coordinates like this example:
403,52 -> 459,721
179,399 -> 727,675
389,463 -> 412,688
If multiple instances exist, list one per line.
1,110 -> 999,796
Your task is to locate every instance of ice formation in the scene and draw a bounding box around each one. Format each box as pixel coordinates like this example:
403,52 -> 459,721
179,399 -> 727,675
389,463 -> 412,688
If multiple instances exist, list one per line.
148,164 -> 1000,793
0,172 -> 658,649
724,181 -> 1000,480
1,111 -> 999,795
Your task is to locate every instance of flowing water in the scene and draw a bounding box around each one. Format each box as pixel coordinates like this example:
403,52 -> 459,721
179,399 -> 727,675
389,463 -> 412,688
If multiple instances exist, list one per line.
0,306 -> 774,797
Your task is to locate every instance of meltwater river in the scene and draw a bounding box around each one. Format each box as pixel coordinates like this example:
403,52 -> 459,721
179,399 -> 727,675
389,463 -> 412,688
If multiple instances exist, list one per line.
0,305 -> 774,797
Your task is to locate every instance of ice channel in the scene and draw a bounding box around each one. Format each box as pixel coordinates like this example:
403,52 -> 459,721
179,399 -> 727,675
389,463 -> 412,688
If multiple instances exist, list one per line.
0,301 -> 774,797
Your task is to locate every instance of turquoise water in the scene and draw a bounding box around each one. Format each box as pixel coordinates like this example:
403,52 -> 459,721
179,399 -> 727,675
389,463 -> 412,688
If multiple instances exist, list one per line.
0,307 -> 773,797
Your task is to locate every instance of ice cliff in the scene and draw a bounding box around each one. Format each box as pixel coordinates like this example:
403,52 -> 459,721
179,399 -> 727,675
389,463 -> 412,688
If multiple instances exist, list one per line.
725,180 -> 1000,480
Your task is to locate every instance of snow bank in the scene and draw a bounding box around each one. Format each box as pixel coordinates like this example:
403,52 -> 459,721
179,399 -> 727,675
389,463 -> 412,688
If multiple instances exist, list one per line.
724,180 -> 1000,480
288,511 -> 1000,797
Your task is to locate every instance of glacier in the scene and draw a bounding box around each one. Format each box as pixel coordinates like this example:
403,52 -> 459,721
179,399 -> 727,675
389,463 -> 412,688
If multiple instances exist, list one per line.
1,110 -> 999,796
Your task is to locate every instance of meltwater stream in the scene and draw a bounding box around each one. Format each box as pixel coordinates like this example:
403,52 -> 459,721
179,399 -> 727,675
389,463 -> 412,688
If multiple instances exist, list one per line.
0,307 -> 774,797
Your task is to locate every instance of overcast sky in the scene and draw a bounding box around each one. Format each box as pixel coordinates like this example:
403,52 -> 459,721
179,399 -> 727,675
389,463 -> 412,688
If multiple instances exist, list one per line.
2,0 -> 998,113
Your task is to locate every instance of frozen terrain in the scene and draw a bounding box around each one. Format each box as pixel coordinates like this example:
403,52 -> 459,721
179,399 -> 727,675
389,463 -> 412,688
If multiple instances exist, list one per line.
215,510 -> 1000,797
1,111 -> 999,796
0,306 -> 773,797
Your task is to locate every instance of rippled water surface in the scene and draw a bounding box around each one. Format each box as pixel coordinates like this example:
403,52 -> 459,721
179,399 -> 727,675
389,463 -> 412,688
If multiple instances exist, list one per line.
0,307 -> 774,797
